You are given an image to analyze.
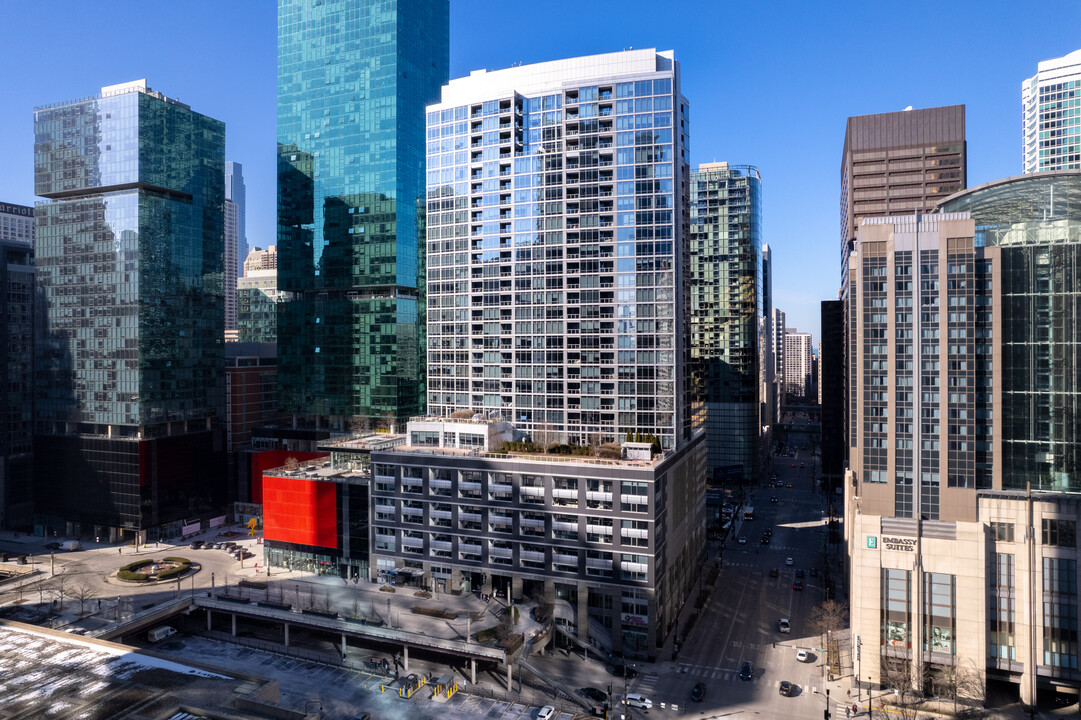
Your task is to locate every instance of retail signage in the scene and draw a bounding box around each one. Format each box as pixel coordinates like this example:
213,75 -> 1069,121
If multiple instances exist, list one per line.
208,515 -> 226,528
866,536 -> 877,549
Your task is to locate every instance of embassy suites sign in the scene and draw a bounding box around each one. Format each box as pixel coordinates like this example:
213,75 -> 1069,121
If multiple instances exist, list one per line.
882,536 -> 917,552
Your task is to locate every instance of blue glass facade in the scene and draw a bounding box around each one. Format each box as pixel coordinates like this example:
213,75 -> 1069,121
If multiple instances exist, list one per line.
689,164 -> 762,482
276,0 -> 449,423
33,81 -> 226,536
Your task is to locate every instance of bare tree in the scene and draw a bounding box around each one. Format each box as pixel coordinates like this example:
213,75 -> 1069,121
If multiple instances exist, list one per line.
879,655 -> 922,720
939,657 -> 986,712
70,581 -> 97,616
51,572 -> 71,610
809,599 -> 849,637
35,577 -> 54,607
348,415 -> 373,435
283,456 -> 299,471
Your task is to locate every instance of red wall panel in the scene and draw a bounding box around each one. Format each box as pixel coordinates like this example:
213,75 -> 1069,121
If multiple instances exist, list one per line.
262,475 -> 338,549
249,450 -> 326,504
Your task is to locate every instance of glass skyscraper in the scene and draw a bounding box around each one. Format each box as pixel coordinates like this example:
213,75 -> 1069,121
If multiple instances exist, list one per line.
688,163 -> 761,481
33,80 -> 226,540
424,50 -> 692,451
276,0 -> 449,426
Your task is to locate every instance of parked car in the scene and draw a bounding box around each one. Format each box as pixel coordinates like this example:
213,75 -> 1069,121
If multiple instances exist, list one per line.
779,681 -> 794,696
691,683 -> 706,702
44,542 -> 61,551
769,568 -> 779,577
538,706 -> 556,720
190,540 -> 204,549
739,662 -> 753,681
785,557 -> 794,566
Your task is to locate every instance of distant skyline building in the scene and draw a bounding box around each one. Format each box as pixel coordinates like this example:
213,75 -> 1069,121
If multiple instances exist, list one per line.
238,245 -> 280,345
224,161 -> 246,333
819,299 -> 844,487
1022,48 -> 1081,173
276,0 -> 449,428
0,227 -> 33,530
423,49 -> 692,450
783,330 -> 813,400
33,79 -> 226,542
760,244 -> 778,432
689,162 -> 761,482
771,307 -> 786,401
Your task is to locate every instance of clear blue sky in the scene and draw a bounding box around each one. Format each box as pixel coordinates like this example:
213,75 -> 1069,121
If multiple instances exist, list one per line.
1,1 -> 1078,342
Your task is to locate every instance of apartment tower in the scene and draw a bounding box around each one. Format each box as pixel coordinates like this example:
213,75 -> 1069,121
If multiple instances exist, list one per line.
1022,48 -> 1081,174
423,49 -> 692,451
689,162 -> 761,482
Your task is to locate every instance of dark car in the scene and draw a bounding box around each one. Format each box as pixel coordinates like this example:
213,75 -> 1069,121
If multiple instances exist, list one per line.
691,683 -> 706,702
610,664 -> 638,679
763,529 -> 773,537
580,688 -> 607,703
769,567 -> 779,577
793,581 -> 803,591
786,483 -> 793,488
44,542 -> 61,551
770,496 -> 778,503
739,662 -> 753,681
189,540 -> 204,549
796,568 -> 804,579
810,567 -> 819,577
779,681 -> 794,696
760,536 -> 770,545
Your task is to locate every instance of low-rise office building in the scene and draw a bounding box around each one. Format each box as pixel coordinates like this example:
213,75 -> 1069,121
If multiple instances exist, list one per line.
261,416 -> 705,660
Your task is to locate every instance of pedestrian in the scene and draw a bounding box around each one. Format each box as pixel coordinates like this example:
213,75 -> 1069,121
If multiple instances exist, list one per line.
845,707 -> 851,719
118,547 -> 122,555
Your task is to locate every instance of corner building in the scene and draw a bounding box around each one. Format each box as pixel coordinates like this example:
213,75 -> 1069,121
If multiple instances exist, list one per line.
33,80 -> 226,542
845,172 -> 1081,706
424,49 -> 692,450
276,0 -> 449,427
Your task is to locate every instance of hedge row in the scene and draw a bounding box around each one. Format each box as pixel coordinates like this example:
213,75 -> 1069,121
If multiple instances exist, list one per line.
161,556 -> 190,564
117,570 -> 149,582
120,559 -> 155,572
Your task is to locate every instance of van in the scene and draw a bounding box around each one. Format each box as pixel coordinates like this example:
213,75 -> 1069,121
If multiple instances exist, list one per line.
625,694 -> 652,709
60,540 -> 81,551
148,626 -> 177,643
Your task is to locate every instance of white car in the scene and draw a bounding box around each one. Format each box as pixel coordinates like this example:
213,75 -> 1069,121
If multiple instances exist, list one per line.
737,536 -> 747,545
624,694 -> 653,709
785,557 -> 794,566
538,706 -> 556,720
796,649 -> 809,662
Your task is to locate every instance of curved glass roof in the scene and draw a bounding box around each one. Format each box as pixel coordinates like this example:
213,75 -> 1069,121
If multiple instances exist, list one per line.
937,170 -> 1081,246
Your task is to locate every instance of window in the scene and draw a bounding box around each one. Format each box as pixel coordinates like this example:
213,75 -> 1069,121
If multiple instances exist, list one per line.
1043,519 -> 1077,548
924,572 -> 955,654
1044,558 -> 1078,595
882,568 -> 911,648
990,522 -> 1014,543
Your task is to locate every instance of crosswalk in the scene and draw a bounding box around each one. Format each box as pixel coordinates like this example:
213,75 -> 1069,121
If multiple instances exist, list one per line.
634,671 -> 660,695
675,664 -> 761,683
